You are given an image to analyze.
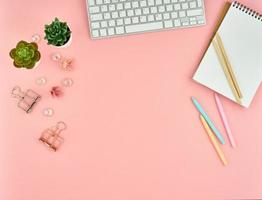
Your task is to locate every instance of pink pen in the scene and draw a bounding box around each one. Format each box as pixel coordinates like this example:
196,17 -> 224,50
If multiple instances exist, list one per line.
214,93 -> 236,148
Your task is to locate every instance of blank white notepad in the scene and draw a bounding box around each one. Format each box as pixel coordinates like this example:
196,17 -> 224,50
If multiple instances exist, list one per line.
193,1 -> 262,107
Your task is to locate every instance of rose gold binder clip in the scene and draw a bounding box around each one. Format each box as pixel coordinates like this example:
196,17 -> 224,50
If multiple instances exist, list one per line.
11,86 -> 41,113
39,122 -> 67,152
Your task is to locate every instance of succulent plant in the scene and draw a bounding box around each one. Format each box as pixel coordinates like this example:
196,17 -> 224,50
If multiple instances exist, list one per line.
44,18 -> 71,46
9,41 -> 41,69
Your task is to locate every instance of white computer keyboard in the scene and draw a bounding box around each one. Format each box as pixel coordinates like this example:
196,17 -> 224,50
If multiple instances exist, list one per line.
86,0 -> 206,39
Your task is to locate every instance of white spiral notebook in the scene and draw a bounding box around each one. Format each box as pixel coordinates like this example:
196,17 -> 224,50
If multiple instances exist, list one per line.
193,1 -> 262,108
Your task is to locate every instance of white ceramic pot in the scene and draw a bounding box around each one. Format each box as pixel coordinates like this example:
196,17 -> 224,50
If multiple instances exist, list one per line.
54,33 -> 72,48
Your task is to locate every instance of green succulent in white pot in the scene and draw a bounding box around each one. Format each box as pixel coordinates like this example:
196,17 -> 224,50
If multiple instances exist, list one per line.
44,18 -> 72,48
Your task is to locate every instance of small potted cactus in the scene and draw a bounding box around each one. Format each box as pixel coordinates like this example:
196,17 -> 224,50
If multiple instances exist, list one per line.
9,40 -> 41,69
44,17 -> 72,48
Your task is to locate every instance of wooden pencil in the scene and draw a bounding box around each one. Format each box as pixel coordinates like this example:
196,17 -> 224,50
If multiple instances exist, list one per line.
215,33 -> 242,98
212,36 -> 242,104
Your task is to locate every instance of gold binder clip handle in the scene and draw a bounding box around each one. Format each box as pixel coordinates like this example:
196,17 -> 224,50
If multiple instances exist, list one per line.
11,86 -> 24,99
55,121 -> 67,135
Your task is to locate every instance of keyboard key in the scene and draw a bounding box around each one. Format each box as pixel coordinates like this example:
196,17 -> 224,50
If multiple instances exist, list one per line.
132,1 -> 139,8
100,29 -> 107,36
89,6 -> 100,13
171,12 -> 178,18
150,7 -> 158,14
174,4 -> 181,10
91,22 -> 100,29
135,8 -> 142,15
88,0 -> 95,6
143,7 -> 150,14
132,17 -> 139,23
190,17 -> 196,22
90,14 -> 103,21
164,20 -> 173,28
127,10 -> 134,16
124,2 -> 131,9
163,13 -> 170,20
148,15 -> 155,21
187,9 -> 203,16
96,0 -> 103,5
108,28 -> 115,35
125,22 -> 163,33
112,11 -> 119,18
140,1 -> 147,7
116,26 -> 125,34
92,30 -> 99,37
109,4 -> 116,11
158,6 -> 165,12
174,19 -> 181,26
197,0 -> 202,7
124,17 -> 131,24
101,5 -> 108,12
179,11 -> 186,17
101,21 -> 108,27
148,0 -> 155,6
189,1 -> 197,8
196,16 -> 204,21
117,19 -> 124,25
182,3 -> 188,9
108,20 -> 116,27
181,18 -> 189,23
166,5 -> 173,12
119,10 -> 126,17
155,0 -> 162,5
190,20 -> 197,25
155,13 -> 162,20
116,3 -> 123,10
104,12 -> 111,19
140,15 -> 147,22
197,19 -> 205,24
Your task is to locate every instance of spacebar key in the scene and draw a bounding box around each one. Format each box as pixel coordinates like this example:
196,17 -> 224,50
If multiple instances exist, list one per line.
125,22 -> 163,33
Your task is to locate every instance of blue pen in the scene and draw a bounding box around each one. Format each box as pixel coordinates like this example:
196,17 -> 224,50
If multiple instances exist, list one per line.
191,97 -> 225,144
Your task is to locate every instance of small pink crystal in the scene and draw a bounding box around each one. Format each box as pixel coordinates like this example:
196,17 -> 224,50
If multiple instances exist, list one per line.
60,58 -> 73,71
50,86 -> 63,97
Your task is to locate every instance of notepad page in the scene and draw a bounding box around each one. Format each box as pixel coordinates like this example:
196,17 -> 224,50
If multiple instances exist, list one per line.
193,2 -> 262,107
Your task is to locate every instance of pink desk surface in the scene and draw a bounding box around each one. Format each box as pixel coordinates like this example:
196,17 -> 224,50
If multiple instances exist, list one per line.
1,0 -> 262,199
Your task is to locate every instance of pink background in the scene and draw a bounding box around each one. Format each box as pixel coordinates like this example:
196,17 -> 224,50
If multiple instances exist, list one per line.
1,0 -> 262,199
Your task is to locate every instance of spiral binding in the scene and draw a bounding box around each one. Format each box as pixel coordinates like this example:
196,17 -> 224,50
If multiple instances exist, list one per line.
232,1 -> 262,20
